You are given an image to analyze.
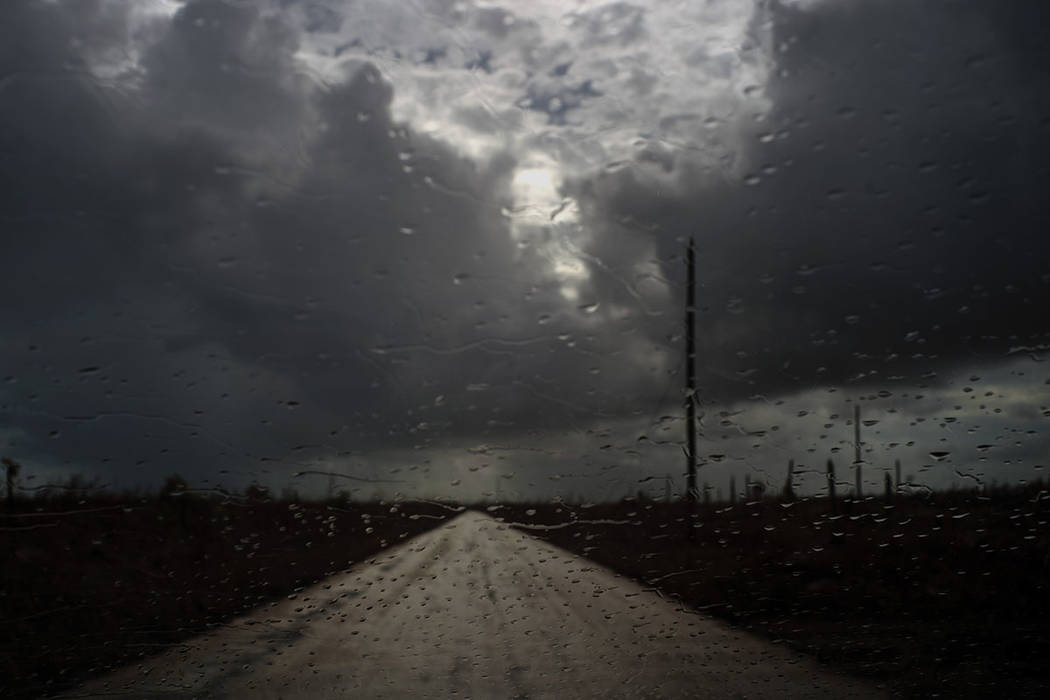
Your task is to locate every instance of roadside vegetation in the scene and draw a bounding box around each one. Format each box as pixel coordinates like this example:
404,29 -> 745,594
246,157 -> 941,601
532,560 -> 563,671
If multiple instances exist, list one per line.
496,481 -> 1050,698
5,459 -> 1048,699
0,473 -> 454,699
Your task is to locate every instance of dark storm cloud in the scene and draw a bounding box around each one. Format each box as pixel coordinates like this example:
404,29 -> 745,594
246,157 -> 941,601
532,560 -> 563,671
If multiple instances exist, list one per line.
292,0 -> 345,34
572,2 -> 647,48
567,0 -> 1050,405
517,79 -> 603,125
143,0 -> 307,137
0,1 -> 393,478
4,0 -> 1050,495
0,0 -> 668,488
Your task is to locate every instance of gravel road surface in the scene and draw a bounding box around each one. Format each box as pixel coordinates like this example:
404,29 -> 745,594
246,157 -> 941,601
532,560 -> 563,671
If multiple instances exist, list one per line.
61,511 -> 885,699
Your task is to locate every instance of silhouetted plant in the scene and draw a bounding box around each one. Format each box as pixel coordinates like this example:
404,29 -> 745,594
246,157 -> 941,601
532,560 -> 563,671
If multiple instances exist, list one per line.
159,474 -> 188,500
160,474 -> 192,532
244,482 -> 271,503
330,488 -> 353,507
2,457 -> 20,512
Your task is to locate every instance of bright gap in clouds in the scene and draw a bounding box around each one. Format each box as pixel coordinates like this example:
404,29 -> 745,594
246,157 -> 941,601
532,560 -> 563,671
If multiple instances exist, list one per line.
5,0 -> 1050,502
285,0 -> 778,306
506,159 -> 592,301
510,166 -> 562,220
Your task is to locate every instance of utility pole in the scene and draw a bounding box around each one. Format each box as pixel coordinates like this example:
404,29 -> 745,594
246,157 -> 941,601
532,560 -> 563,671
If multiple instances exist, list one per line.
685,238 -> 698,539
784,458 -> 796,501
827,458 -> 837,515
854,404 -> 862,500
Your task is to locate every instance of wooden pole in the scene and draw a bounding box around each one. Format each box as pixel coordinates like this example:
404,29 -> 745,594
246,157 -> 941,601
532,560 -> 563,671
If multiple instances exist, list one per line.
827,458 -> 837,515
854,404 -> 862,499
685,238 -> 697,539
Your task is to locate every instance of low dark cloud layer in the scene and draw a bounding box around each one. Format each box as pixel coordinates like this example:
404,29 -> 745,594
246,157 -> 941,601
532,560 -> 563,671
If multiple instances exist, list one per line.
570,0 -> 1050,400
1,0 -> 1048,496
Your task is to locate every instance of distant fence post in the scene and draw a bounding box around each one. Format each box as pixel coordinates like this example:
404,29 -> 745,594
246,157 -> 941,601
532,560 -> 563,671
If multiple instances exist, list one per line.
884,472 -> 893,503
684,238 -> 698,541
783,459 -> 796,501
827,458 -> 837,515
854,405 -> 862,500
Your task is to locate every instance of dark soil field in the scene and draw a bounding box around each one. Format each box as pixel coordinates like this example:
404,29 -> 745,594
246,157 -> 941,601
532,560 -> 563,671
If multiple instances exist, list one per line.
1,491 -> 454,699
6,482 -> 1048,699
497,486 -> 1050,699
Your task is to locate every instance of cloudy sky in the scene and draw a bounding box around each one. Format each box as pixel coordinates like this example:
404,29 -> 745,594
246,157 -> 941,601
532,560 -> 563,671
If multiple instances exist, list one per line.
2,0 -> 1049,501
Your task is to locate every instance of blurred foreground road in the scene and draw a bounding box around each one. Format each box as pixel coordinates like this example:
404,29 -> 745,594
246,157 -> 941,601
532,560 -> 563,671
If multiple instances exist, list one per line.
62,511 -> 884,699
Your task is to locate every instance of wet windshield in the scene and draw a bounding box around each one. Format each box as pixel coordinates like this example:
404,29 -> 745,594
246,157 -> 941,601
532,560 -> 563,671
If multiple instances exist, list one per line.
2,1 -> 1049,697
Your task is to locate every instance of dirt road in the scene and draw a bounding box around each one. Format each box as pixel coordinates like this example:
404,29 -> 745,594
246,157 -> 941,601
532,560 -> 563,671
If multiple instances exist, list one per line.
60,511 -> 885,699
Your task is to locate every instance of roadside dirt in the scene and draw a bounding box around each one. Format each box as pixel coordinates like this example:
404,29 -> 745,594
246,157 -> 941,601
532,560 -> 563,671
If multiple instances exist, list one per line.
498,490 -> 1050,699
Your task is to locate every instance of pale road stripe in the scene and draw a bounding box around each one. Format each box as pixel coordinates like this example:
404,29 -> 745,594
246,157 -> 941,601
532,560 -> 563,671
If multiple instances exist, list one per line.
58,511 -> 887,699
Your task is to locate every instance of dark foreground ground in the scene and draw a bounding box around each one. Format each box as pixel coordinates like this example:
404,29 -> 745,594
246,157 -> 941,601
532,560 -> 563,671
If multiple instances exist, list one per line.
497,487 -> 1050,699
0,493 -> 453,699
5,485 -> 1048,699
63,511 -> 886,700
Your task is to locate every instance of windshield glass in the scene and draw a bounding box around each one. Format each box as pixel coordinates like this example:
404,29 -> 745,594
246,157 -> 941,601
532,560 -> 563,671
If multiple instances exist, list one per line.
3,1 -> 1049,698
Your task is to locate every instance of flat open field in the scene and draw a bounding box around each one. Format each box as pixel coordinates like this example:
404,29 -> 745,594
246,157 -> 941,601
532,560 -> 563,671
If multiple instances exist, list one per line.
1,494 -> 452,699
6,485 -> 1048,698
498,487 -> 1050,698
61,512 -> 885,699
